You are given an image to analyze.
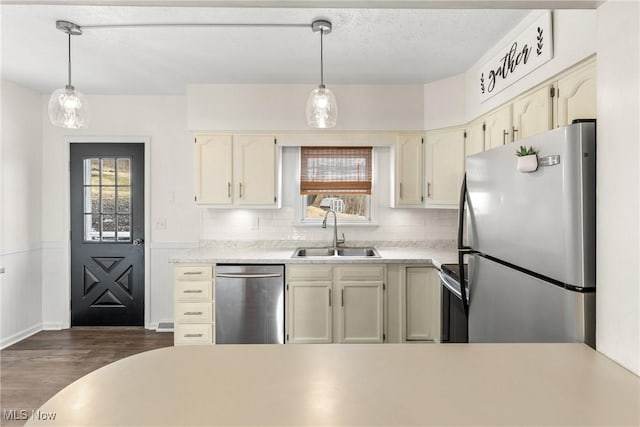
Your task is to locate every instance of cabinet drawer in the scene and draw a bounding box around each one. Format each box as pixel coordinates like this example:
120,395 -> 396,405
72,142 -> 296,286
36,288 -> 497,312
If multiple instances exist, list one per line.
174,280 -> 212,302
336,265 -> 385,281
175,302 -> 213,323
174,324 -> 213,345
174,265 -> 213,281
287,265 -> 332,281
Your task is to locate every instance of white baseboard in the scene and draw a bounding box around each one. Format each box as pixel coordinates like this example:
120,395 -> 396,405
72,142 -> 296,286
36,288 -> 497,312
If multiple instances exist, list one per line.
42,322 -> 65,330
0,323 -> 42,349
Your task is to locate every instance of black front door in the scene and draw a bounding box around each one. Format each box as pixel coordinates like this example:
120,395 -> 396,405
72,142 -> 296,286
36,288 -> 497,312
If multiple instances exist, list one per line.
70,143 -> 145,326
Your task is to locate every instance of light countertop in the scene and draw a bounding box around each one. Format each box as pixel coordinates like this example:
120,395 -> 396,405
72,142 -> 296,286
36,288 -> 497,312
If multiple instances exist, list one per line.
27,343 -> 640,426
169,246 -> 459,269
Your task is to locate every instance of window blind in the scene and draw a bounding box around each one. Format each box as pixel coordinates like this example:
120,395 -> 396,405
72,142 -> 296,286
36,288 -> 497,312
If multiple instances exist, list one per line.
300,147 -> 373,195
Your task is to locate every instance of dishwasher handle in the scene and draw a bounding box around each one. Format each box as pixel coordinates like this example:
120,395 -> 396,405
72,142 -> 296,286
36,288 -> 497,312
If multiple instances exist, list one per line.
216,273 -> 282,279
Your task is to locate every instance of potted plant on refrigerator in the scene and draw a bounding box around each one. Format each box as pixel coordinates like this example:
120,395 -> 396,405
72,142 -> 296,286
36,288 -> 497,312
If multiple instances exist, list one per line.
516,145 -> 538,173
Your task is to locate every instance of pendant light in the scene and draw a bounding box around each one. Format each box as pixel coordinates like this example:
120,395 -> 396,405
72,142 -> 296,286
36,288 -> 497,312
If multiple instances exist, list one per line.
306,19 -> 337,129
48,21 -> 89,129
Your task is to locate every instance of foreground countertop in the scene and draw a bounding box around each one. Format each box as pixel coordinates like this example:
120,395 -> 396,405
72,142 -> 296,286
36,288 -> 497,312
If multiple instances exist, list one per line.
28,343 -> 639,426
170,246 -> 459,269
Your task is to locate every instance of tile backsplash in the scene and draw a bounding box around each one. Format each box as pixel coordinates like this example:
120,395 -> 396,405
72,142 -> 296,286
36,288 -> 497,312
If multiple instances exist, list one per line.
200,207 -> 458,245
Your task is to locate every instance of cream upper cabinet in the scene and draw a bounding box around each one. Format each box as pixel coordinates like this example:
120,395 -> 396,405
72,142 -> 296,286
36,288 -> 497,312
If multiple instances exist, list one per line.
194,134 -> 278,207
424,127 -> 465,207
555,60 -> 597,127
512,85 -> 553,142
194,135 -> 233,205
464,119 -> 485,159
484,105 -> 513,150
405,267 -> 440,342
235,135 -> 277,206
394,135 -> 424,207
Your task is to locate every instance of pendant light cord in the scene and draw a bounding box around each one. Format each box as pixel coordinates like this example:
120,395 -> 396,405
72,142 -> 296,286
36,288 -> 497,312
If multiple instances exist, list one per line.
320,29 -> 324,87
67,32 -> 72,88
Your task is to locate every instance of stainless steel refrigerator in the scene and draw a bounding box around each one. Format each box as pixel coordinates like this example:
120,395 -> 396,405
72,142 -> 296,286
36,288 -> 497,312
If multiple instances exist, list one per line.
458,121 -> 596,347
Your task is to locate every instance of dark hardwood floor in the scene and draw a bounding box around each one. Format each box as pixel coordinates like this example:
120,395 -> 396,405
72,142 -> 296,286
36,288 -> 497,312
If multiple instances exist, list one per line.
0,328 -> 173,426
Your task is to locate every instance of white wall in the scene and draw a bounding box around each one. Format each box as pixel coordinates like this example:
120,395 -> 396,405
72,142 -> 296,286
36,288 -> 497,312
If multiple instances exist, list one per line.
0,80 -> 44,348
200,147 -> 458,243
423,74 -> 466,131
188,84 -> 425,131
595,0 -> 640,375
41,94 -> 199,329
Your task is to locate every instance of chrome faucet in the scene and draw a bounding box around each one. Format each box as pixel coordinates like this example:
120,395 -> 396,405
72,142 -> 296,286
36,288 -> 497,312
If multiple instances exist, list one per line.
322,209 -> 345,250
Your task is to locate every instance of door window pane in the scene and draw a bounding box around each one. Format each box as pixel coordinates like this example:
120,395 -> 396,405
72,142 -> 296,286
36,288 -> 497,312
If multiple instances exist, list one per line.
101,158 -> 116,185
84,159 -> 100,185
117,158 -> 131,185
102,214 -> 116,241
83,186 -> 100,214
84,214 -> 100,241
101,186 -> 116,213
117,215 -> 131,241
117,188 -> 130,213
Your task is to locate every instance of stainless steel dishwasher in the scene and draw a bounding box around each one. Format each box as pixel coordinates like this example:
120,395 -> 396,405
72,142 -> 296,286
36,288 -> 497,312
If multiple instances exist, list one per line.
215,265 -> 285,344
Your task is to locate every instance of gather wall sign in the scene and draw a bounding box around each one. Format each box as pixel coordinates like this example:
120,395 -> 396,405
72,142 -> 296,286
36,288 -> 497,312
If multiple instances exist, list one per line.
478,11 -> 553,102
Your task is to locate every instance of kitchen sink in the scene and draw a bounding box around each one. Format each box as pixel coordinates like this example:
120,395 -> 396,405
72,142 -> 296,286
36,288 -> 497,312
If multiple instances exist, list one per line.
336,247 -> 379,257
292,247 -> 380,258
293,248 -> 336,257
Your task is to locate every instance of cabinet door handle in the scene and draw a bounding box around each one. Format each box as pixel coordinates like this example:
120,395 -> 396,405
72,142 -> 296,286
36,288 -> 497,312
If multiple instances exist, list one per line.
239,182 -> 243,198
512,127 -> 518,141
183,290 -> 203,294
328,289 -> 332,307
399,182 -> 403,199
183,271 -> 202,276
184,311 -> 203,316
427,182 -> 432,198
502,130 -> 509,145
341,289 -> 344,307
184,333 -> 203,338
227,182 -> 231,198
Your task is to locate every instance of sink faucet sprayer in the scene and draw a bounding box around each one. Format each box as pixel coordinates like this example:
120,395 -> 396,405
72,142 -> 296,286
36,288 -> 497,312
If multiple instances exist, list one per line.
322,209 -> 345,250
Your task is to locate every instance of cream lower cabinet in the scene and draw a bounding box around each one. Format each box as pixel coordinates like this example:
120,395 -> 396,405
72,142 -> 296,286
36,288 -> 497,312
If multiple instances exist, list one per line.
287,281 -> 333,343
424,127 -> 465,207
173,264 -> 214,345
405,267 -> 441,342
194,134 -> 278,207
286,264 -> 385,344
336,265 -> 385,343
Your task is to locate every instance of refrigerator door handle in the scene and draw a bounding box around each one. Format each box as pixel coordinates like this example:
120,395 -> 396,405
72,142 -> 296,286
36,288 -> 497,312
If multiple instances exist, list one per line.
458,250 -> 471,317
457,173 -> 472,317
457,173 -> 471,251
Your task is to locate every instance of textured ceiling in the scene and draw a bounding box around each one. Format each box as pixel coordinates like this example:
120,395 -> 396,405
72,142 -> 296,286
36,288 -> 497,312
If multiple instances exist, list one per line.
1,5 -> 531,95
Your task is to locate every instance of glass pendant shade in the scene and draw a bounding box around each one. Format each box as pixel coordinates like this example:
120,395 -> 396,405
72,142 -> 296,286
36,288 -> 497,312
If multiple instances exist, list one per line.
48,86 -> 89,129
306,85 -> 337,128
